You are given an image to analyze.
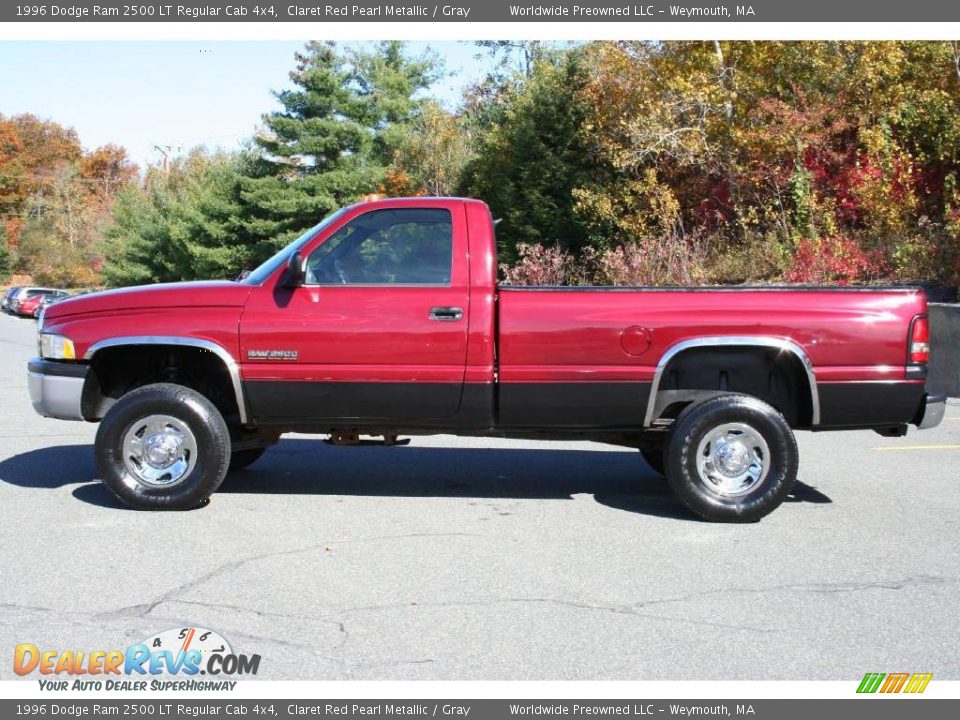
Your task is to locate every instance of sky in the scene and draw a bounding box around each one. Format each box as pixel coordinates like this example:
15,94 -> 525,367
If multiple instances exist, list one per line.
0,41 -> 492,170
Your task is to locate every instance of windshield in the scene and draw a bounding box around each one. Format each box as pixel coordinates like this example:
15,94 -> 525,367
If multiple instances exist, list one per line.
241,207 -> 350,285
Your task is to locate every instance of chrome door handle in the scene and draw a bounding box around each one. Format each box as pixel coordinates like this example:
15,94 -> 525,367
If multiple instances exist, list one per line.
429,306 -> 463,322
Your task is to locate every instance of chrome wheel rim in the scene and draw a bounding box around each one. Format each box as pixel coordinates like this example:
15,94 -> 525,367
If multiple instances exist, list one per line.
121,414 -> 198,488
695,422 -> 770,497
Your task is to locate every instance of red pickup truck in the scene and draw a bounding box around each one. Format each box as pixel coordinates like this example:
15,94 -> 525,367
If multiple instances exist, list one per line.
28,197 -> 945,521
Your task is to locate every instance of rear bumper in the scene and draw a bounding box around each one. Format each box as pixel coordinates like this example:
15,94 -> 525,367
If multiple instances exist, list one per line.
917,393 -> 946,430
27,357 -> 89,421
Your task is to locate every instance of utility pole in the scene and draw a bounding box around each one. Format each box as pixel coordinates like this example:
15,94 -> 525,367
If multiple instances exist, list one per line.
153,144 -> 174,173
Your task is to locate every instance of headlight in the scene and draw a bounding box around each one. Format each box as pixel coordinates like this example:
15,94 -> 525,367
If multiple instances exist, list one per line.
40,334 -> 77,360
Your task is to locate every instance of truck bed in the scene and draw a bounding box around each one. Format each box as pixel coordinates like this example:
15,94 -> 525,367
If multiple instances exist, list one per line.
495,286 -> 927,430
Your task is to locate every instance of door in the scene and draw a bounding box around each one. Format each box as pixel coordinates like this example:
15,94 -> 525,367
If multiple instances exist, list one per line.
239,203 -> 470,424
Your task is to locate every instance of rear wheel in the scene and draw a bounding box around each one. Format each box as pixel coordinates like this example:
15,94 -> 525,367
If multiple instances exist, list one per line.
664,394 -> 798,522
95,383 -> 231,510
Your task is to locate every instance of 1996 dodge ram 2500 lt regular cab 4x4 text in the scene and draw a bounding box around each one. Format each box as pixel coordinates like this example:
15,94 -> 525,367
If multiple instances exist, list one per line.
28,197 -> 945,521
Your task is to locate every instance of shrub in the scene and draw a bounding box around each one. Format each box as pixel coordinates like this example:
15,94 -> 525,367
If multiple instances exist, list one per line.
590,235 -> 709,286
784,236 -> 890,285
708,233 -> 790,284
500,243 -> 579,285
500,235 -> 711,286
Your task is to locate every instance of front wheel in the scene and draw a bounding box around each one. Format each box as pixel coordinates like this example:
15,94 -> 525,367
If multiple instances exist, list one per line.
95,383 -> 231,510
664,394 -> 798,523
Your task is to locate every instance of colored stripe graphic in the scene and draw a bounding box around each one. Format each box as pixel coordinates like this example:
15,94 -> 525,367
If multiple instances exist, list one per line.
857,672 -> 932,694
857,673 -> 885,693
904,673 -> 933,693
880,673 -> 909,693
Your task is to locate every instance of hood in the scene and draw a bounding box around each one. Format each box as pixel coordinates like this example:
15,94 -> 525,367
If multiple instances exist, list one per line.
43,281 -> 253,320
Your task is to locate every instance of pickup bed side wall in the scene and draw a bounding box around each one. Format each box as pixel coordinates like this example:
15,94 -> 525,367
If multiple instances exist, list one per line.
496,287 -> 928,431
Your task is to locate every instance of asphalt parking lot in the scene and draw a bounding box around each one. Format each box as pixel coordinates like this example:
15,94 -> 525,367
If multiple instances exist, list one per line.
0,310 -> 958,681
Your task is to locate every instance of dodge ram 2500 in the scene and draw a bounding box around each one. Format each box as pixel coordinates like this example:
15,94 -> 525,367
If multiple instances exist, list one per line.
28,197 -> 945,520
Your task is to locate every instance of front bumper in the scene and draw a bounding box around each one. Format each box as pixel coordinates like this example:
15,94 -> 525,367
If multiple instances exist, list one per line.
27,357 -> 89,421
917,393 -> 946,430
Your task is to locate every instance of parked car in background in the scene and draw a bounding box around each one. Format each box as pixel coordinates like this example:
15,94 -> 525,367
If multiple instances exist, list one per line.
32,291 -> 71,318
11,288 -> 66,317
2,286 -> 24,313
6,287 -> 38,315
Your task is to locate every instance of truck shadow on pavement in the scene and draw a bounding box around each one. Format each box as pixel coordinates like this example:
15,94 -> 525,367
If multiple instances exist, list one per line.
0,439 -> 832,519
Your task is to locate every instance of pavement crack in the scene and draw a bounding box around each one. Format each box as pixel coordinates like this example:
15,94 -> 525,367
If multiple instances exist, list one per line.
357,658 -> 435,669
326,577 -> 955,636
100,532 -> 489,621
334,596 -> 776,634
630,574 -> 956,611
0,601 -> 57,615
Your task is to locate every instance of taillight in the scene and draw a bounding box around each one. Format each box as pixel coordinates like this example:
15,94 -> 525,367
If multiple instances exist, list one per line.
910,316 -> 929,364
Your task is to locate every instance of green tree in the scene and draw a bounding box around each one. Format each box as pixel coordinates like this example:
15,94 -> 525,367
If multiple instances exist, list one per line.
102,178 -> 172,286
475,41 -> 550,79
350,41 -> 442,165
244,41 -> 439,239
105,41 -> 443,287
0,225 -> 11,282
458,49 -> 596,263
103,151 -> 256,285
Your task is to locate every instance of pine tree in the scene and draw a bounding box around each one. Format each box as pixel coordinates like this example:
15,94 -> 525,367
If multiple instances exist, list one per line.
350,41 -> 442,166
104,42 -> 441,286
234,41 -> 441,253
242,41 -> 381,239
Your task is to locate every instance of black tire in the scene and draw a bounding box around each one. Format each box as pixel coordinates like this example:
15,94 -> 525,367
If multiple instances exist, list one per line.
95,383 -> 231,510
638,430 -> 667,475
229,447 -> 267,471
664,394 -> 798,523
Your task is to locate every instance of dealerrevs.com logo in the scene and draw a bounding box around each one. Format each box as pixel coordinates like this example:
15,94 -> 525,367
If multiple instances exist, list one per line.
14,627 -> 260,691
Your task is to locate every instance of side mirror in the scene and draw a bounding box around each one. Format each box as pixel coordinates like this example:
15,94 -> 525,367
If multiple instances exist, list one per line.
284,251 -> 305,288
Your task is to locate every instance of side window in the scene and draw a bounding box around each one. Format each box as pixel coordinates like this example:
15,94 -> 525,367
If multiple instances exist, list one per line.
305,208 -> 453,286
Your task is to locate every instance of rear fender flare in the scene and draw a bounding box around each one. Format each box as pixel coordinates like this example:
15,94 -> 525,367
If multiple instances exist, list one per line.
644,336 -> 819,427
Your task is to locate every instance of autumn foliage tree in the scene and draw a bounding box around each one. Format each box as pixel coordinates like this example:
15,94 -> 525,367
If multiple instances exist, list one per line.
566,41 -> 960,286
386,102 -> 472,197
0,114 -> 136,286
0,113 -> 83,249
